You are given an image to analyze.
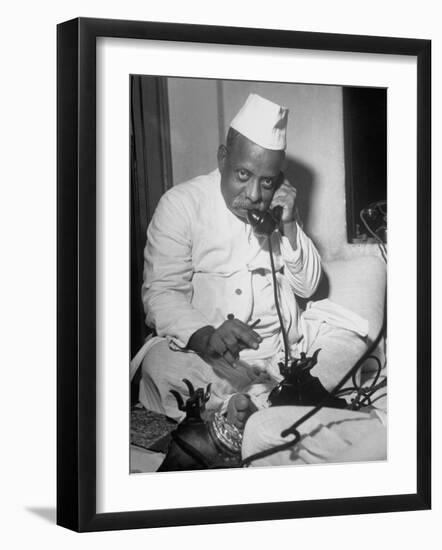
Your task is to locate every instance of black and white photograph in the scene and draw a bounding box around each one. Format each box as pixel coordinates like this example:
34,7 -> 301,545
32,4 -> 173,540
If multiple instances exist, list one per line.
129,76 -> 388,474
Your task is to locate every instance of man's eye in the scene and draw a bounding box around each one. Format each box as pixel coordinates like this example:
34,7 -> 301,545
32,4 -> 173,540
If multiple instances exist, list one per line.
237,170 -> 250,181
262,178 -> 274,188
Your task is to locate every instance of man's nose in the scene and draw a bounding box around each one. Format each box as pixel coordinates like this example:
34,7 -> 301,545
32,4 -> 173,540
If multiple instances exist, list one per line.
245,179 -> 262,203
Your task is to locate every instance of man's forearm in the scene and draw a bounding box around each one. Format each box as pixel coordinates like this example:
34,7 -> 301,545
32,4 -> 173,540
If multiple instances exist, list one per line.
279,222 -> 322,298
144,287 -> 213,349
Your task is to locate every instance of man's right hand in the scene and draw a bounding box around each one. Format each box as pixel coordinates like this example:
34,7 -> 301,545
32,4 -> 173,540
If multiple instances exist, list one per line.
187,319 -> 262,366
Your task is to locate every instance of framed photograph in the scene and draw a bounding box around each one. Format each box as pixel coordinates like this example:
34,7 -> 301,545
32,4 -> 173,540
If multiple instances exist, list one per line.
57,17 -> 431,532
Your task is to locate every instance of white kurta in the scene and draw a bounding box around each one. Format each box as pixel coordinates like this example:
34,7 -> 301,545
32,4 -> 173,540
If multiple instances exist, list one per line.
142,168 -> 322,361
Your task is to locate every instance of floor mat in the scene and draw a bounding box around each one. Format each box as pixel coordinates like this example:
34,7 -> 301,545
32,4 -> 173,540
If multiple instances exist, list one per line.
130,405 -> 176,473
130,404 -> 177,453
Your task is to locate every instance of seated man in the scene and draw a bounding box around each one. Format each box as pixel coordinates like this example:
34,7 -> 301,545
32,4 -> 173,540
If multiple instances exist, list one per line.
133,93 -> 384,463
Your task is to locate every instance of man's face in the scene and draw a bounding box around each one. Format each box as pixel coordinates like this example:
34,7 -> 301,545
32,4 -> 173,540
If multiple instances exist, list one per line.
218,132 -> 285,220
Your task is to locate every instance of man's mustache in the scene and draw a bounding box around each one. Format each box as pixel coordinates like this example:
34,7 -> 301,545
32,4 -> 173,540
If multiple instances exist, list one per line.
232,198 -> 264,211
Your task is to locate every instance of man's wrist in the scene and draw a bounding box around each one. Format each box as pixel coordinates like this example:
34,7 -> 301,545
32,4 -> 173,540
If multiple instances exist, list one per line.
187,325 -> 215,353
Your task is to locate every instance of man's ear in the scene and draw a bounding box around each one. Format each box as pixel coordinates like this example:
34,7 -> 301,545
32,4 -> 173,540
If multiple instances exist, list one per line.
217,144 -> 228,173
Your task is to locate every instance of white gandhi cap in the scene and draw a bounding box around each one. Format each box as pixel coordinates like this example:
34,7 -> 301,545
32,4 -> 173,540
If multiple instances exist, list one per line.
229,93 -> 289,151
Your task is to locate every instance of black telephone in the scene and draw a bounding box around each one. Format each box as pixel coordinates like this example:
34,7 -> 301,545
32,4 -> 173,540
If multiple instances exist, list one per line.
247,205 -> 283,236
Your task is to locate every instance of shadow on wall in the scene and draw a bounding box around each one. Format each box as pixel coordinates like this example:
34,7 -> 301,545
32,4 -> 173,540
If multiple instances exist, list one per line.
284,155 -> 315,232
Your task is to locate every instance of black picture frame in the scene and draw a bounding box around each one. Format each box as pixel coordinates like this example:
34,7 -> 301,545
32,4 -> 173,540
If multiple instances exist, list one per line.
57,17 -> 431,532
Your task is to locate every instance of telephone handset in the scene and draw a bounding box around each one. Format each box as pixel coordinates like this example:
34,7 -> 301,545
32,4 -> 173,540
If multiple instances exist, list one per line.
247,205 -> 283,236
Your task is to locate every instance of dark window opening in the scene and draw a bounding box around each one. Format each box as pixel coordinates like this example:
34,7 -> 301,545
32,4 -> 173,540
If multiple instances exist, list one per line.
343,87 -> 387,245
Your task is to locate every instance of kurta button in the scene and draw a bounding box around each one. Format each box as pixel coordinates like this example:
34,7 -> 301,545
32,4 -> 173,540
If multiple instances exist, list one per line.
235,288 -> 242,295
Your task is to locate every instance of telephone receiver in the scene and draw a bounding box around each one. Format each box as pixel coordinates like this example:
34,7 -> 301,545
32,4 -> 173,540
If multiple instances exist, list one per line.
247,205 -> 283,236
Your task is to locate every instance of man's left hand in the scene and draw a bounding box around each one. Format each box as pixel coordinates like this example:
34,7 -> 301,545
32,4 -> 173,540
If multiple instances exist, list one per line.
270,178 -> 297,223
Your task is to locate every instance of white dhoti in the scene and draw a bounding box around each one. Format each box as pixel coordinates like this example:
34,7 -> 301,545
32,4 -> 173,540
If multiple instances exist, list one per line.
139,341 -> 276,420
136,298 -> 372,422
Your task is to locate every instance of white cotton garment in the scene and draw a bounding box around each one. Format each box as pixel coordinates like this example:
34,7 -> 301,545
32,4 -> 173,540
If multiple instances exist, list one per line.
142,169 -> 322,355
